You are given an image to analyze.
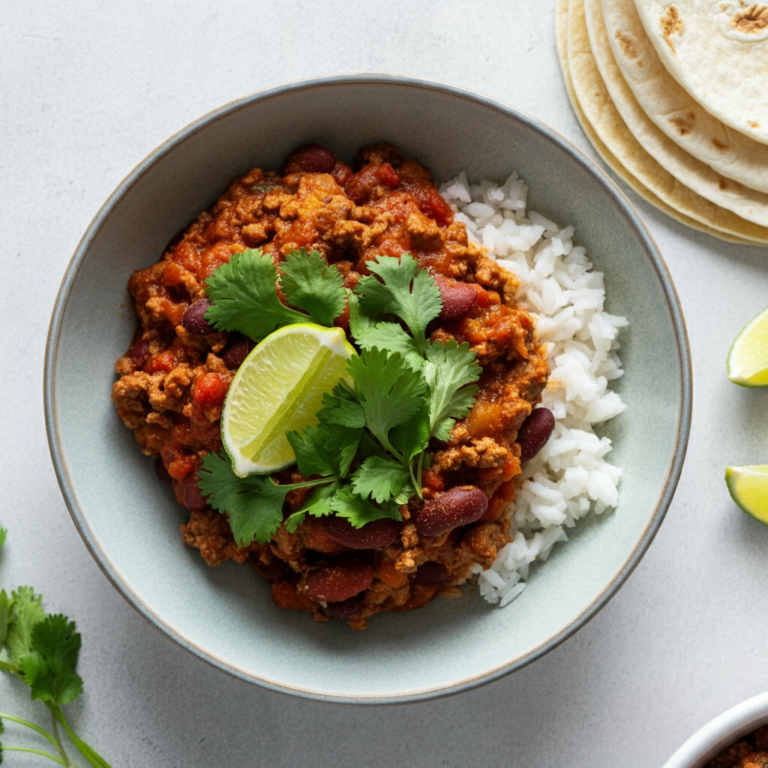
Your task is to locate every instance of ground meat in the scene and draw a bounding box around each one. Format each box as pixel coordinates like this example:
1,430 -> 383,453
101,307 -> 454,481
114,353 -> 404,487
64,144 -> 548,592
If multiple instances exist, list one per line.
705,727 -> 768,768
112,142 -> 549,629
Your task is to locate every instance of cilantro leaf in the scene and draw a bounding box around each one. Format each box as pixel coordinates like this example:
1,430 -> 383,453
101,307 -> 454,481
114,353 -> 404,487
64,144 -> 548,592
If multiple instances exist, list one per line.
286,424 -> 338,478
347,291 -> 376,343
287,420 -> 362,479
424,339 -> 480,440
347,347 -> 427,458
204,249 -> 307,340
351,456 -> 412,504
19,614 -> 83,706
353,321 -> 424,370
5,587 -> 45,667
323,423 -> 364,478
389,403 -> 431,463
329,486 -> 403,528
280,248 -> 346,327
284,481 -> 341,533
316,385 -> 365,429
198,452 -> 291,545
0,527 -> 6,550
199,452 -> 336,545
357,430 -> 391,462
0,590 -> 10,649
353,254 -> 442,353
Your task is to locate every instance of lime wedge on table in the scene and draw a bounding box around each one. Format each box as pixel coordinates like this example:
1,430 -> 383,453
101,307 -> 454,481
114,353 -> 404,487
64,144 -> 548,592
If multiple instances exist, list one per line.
727,307 -> 768,387
725,466 -> 768,524
222,323 -> 356,477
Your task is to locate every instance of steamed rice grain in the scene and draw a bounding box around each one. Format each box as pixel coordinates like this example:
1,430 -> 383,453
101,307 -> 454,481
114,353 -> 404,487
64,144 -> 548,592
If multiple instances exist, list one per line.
439,171 -> 627,606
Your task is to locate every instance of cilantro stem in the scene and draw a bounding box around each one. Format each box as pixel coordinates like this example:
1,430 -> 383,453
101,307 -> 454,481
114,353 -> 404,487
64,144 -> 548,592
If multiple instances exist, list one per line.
50,706 -> 112,768
279,478 -> 336,491
2,746 -> 69,766
0,711 -> 60,751
49,707 -> 77,768
409,454 -> 424,501
0,659 -> 19,674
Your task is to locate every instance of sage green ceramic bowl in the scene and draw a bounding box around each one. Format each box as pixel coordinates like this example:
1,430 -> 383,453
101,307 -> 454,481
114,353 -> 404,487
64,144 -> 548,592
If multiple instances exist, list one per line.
45,75 -> 691,704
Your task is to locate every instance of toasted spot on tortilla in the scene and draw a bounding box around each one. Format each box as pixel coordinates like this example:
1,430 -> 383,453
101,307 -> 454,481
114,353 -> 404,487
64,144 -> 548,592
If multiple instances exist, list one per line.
660,5 -> 684,53
670,116 -> 692,136
749,120 -> 760,128
730,3 -> 768,34
718,179 -> 730,191
614,31 -> 640,61
712,138 -> 728,152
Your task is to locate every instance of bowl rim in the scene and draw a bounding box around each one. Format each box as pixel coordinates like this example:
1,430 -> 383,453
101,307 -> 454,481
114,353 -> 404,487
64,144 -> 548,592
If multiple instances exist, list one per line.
663,691 -> 768,768
44,73 -> 692,704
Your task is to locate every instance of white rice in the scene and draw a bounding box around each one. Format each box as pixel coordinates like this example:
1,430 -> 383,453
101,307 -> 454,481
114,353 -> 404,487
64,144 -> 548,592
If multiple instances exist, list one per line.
439,171 -> 628,608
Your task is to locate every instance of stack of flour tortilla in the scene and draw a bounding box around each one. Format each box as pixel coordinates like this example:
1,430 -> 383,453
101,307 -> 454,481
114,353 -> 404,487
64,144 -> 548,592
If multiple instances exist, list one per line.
556,0 -> 768,245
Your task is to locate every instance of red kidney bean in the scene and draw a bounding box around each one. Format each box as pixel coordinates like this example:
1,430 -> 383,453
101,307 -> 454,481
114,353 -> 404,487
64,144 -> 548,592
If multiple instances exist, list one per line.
127,338 -> 149,363
282,144 -> 337,175
179,471 -> 208,511
155,456 -> 173,485
249,554 -> 291,584
323,516 -> 402,550
221,334 -> 255,370
326,592 -> 366,619
412,562 -> 450,587
434,275 -> 478,321
414,486 -> 488,538
181,299 -> 215,335
303,558 -> 373,603
517,407 -> 555,464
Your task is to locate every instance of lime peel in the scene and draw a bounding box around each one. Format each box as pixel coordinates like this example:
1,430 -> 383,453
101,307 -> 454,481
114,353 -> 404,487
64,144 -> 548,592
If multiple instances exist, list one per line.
727,306 -> 768,387
725,465 -> 768,524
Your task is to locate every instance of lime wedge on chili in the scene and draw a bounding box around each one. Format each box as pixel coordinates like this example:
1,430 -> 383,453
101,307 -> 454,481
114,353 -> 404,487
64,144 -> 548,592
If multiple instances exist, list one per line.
222,323 -> 356,477
727,307 -> 768,387
725,465 -> 768,524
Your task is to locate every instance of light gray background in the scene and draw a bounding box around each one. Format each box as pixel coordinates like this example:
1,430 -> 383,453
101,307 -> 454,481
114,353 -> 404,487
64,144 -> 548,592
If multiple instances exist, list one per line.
2,3 -> 767,766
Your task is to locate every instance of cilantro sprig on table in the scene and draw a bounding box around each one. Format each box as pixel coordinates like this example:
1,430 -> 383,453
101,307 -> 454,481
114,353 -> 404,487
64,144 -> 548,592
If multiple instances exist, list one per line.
0,529 -> 112,768
197,249 -> 480,546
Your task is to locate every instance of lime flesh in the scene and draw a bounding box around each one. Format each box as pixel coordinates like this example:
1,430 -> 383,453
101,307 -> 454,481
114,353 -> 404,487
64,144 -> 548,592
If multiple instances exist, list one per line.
725,465 -> 768,524
222,323 -> 355,476
727,306 -> 768,387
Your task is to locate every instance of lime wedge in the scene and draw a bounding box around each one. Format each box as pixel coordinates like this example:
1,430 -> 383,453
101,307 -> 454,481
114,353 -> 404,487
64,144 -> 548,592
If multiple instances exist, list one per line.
222,323 -> 356,476
725,465 -> 768,523
727,307 -> 768,387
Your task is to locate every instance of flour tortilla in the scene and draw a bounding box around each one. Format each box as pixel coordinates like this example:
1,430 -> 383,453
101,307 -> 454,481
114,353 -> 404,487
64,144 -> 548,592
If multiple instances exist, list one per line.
555,0 -> 754,245
564,0 -> 768,244
602,0 -> 768,193
585,0 -> 768,227
633,0 -> 768,145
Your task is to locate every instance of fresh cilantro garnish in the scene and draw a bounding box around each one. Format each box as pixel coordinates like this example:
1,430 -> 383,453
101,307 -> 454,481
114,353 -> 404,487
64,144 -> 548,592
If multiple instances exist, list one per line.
198,451 -> 333,545
346,347 -> 427,460
328,486 -> 402,527
197,251 -> 482,548
1,539 -> 112,768
280,249 -> 346,327
424,339 -> 480,441
0,528 -> 6,550
350,456 -> 413,504
353,254 -> 442,355
204,248 -> 346,340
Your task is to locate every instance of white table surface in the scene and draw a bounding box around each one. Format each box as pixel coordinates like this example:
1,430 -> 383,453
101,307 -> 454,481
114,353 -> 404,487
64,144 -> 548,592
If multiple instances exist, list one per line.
3,3 -> 768,766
